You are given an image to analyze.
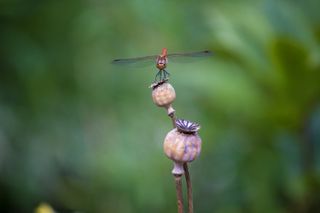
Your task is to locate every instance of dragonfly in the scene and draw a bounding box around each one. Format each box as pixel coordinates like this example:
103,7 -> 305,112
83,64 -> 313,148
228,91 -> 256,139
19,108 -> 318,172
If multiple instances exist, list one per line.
112,48 -> 213,82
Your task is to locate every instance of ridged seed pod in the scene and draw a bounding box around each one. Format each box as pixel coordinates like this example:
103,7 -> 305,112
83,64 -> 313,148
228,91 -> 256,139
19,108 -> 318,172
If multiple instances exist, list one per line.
151,80 -> 176,115
163,119 -> 202,175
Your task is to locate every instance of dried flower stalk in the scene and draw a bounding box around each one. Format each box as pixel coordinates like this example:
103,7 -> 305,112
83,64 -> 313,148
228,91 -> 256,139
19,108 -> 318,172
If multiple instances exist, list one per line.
151,79 -> 201,213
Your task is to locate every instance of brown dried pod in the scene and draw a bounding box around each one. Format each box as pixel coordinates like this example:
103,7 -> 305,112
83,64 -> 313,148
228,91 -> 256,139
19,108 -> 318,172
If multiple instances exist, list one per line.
151,80 -> 176,115
163,119 -> 202,175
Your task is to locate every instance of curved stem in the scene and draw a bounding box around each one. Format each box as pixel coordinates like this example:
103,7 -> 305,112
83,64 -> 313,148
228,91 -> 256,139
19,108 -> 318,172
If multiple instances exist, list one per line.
174,174 -> 184,213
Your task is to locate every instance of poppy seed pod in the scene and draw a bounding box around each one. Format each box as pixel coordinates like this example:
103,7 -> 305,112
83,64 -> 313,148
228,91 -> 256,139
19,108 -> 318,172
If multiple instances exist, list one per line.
151,80 -> 176,115
163,119 -> 202,175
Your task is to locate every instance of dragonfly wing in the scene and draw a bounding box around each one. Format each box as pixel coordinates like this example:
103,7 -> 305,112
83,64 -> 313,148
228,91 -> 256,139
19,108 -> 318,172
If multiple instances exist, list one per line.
167,50 -> 213,58
112,55 -> 158,65
167,50 -> 213,63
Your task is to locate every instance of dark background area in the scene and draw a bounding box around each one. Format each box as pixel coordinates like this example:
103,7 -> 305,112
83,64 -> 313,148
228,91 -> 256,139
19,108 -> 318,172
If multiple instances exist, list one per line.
1,0 -> 320,212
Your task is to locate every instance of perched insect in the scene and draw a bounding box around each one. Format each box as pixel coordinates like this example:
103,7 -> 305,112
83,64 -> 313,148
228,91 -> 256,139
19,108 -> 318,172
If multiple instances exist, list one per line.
112,48 -> 213,82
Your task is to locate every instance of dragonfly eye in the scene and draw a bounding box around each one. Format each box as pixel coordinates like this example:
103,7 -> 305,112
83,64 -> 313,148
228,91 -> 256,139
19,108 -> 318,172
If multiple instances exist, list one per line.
158,59 -> 166,64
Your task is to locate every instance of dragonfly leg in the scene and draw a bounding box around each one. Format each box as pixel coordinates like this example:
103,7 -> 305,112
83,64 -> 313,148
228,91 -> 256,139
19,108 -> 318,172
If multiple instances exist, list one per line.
155,70 -> 163,82
154,70 -> 170,82
164,69 -> 170,79
154,71 -> 159,82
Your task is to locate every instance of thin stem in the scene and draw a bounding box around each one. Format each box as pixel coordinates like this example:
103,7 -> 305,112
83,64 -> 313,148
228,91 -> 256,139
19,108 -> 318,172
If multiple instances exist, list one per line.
168,111 -> 193,213
184,163 -> 193,213
174,174 -> 184,213
169,111 -> 177,128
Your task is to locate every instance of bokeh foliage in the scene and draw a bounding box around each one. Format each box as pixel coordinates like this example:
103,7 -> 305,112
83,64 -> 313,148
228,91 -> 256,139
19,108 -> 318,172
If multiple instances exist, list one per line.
1,0 -> 320,212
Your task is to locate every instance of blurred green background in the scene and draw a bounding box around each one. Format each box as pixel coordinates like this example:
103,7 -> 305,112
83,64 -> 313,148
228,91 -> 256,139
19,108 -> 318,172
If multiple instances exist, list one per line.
1,0 -> 320,212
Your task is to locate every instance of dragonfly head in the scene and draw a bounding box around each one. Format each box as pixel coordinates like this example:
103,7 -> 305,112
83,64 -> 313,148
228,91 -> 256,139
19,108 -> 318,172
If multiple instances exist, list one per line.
156,48 -> 168,70
156,55 -> 167,70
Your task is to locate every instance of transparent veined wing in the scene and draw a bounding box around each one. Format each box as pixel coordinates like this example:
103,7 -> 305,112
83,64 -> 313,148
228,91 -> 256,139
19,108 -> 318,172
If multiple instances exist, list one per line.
167,50 -> 213,63
111,50 -> 213,66
112,55 -> 158,65
167,50 -> 213,58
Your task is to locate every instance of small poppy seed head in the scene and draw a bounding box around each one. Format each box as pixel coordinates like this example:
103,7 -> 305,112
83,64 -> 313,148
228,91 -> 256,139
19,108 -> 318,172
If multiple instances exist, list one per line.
151,82 -> 176,107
